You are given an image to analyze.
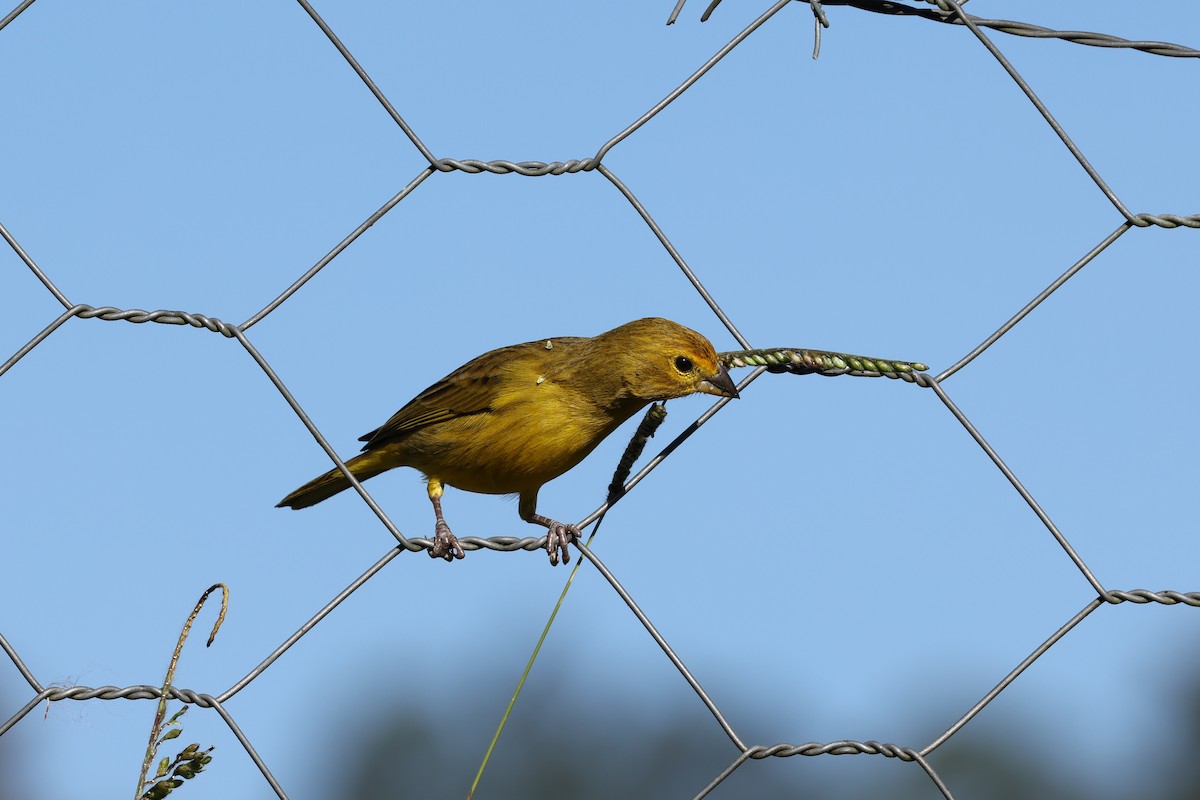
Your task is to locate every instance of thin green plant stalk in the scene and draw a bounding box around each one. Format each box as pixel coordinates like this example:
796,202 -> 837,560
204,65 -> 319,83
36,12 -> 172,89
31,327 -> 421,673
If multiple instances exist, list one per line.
465,520 -> 601,800
466,403 -> 667,799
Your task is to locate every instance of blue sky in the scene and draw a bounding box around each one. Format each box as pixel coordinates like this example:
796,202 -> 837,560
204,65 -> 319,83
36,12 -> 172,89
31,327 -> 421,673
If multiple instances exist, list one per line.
1,2 -> 1198,798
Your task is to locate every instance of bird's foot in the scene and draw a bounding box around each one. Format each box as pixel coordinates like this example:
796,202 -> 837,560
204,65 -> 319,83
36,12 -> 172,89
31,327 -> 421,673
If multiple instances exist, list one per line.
429,519 -> 465,562
544,521 -> 580,566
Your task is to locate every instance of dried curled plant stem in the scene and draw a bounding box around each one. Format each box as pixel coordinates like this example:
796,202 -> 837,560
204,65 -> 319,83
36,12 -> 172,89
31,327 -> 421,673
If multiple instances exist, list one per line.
134,583 -> 227,800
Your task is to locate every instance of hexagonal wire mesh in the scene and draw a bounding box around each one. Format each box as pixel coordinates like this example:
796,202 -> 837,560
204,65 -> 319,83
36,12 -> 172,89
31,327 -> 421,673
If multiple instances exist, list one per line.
1,1 -> 1198,798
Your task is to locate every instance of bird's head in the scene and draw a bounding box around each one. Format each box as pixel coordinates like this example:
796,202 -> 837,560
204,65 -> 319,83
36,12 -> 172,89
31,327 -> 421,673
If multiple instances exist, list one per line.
602,318 -> 740,402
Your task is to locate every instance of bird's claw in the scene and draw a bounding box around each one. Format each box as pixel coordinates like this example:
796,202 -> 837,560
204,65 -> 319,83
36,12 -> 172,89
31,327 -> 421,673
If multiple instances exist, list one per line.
545,522 -> 579,566
429,520 -> 465,562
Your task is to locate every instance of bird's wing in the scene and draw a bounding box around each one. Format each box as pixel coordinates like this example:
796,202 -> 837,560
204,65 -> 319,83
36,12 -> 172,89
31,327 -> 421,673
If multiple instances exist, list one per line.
357,339 -> 582,449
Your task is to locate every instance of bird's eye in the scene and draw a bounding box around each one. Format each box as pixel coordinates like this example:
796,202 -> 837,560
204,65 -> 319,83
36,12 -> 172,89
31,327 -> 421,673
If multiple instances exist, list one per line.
674,356 -> 694,374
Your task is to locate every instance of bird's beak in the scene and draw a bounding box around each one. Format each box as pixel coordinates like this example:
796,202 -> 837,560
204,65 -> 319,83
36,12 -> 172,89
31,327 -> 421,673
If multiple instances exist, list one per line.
697,363 -> 740,399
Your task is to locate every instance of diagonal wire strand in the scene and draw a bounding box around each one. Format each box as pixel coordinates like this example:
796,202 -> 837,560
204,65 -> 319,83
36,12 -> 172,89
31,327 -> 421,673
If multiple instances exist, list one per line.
232,328 -> 416,550
598,165 -> 751,349
218,547 -> 404,702
940,0 -> 1136,222
0,220 -> 72,309
595,0 -> 793,166
927,378 -> 1111,599
207,695 -> 289,800
292,0 -> 439,166
575,538 -> 747,751
938,223 -> 1131,381
922,597 -> 1102,754
240,168 -> 435,331
0,0 -> 38,35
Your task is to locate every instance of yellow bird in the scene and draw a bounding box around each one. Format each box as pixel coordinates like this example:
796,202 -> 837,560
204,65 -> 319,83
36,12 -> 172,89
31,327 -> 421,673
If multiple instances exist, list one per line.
277,317 -> 739,564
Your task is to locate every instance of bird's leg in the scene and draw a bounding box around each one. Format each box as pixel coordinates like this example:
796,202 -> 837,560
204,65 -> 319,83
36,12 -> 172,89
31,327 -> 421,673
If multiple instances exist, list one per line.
519,492 -> 578,566
427,479 -> 465,561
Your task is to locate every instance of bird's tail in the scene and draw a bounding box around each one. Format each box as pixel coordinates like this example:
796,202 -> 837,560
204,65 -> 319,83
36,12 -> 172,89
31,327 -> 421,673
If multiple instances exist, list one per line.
276,450 -> 396,510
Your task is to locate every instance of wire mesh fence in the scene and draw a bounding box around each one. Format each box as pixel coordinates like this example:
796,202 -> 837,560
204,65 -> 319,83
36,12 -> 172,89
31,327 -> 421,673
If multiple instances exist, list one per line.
1,1 -> 1198,798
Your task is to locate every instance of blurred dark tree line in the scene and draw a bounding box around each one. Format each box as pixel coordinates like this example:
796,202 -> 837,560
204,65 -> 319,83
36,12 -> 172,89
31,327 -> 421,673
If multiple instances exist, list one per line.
3,660 -> 1197,798
325,664 -> 1200,800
